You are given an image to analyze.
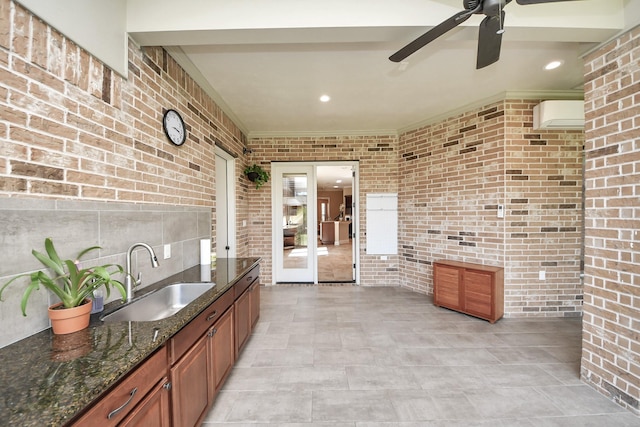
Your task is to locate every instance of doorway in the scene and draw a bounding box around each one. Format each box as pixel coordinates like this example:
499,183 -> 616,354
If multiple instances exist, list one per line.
272,161 -> 358,284
316,165 -> 354,283
215,148 -> 236,258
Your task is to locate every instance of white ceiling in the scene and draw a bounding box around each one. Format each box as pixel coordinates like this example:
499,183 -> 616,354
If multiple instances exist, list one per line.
127,0 -> 639,137
317,165 -> 353,190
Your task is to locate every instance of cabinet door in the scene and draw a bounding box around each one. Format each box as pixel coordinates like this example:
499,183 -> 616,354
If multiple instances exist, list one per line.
171,334 -> 211,427
249,281 -> 260,329
463,269 -> 494,319
120,378 -> 171,427
209,308 -> 235,397
434,264 -> 461,309
234,288 -> 251,357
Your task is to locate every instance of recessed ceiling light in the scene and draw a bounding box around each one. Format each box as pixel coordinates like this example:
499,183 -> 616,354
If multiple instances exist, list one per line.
319,95 -> 331,103
333,185 -> 339,188
544,60 -> 563,71
336,179 -> 342,183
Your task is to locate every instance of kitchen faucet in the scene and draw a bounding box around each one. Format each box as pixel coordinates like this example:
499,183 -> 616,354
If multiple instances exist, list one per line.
125,243 -> 160,303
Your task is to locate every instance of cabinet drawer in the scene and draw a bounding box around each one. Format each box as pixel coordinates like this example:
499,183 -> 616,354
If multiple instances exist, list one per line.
170,289 -> 234,364
234,265 -> 259,299
71,346 -> 168,427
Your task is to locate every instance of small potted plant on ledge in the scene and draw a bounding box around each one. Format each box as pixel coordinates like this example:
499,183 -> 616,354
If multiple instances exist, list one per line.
0,238 -> 127,334
243,163 -> 270,189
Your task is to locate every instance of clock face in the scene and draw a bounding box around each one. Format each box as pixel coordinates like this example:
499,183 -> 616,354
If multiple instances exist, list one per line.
163,109 -> 186,146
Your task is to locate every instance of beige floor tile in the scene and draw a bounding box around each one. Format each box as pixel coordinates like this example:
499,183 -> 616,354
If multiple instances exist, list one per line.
200,286 -> 637,425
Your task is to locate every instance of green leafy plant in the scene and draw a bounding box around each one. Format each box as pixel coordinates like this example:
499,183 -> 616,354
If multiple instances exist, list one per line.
0,238 -> 126,316
243,163 -> 270,189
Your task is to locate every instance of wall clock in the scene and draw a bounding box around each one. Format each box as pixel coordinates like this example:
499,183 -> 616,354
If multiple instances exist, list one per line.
162,109 -> 186,146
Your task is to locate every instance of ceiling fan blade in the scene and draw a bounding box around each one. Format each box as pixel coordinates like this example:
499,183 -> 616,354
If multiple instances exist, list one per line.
476,11 -> 504,69
389,10 -> 473,62
516,0 -> 579,4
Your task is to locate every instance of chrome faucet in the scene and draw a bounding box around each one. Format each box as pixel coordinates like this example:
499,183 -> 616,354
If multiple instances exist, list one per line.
125,243 -> 159,303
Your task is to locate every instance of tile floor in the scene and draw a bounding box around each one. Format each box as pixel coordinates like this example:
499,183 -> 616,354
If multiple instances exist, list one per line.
283,239 -> 354,283
202,285 -> 638,426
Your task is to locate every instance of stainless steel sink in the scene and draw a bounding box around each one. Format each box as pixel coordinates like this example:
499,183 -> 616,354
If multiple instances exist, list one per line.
101,282 -> 215,323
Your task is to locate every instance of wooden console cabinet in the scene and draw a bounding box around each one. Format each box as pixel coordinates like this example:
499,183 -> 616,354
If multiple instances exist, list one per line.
433,260 -> 504,323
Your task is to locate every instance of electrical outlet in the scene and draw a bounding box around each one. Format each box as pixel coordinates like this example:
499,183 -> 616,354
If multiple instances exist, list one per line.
497,204 -> 504,218
539,270 -> 546,280
381,255 -> 388,260
163,244 -> 171,259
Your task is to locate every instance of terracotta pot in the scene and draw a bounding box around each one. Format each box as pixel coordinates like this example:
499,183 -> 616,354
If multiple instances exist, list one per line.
48,299 -> 92,335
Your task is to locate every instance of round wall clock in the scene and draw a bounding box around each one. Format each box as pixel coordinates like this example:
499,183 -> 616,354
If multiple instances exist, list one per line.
162,109 -> 187,146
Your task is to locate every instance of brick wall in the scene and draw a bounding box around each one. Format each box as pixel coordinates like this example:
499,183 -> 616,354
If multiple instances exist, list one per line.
398,100 -> 584,317
0,0 -> 250,256
0,0 -> 257,344
503,100 -> 584,316
246,135 -> 399,285
581,25 -> 640,414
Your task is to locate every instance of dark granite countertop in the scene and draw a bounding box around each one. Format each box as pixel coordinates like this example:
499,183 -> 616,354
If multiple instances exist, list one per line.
0,257 -> 260,427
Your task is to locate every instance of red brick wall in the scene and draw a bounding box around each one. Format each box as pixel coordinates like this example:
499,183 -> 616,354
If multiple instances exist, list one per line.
0,0 -> 251,256
582,25 -> 640,414
398,100 -> 584,317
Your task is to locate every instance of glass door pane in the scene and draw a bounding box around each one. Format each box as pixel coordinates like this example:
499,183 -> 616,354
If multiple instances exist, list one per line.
273,163 -> 315,283
282,173 -> 308,269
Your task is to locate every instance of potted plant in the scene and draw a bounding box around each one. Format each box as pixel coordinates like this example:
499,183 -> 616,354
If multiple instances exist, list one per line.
0,238 -> 126,334
243,163 -> 270,189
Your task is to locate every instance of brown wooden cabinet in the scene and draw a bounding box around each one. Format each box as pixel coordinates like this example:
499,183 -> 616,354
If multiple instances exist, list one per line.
249,280 -> 260,329
209,307 -> 234,395
171,305 -> 236,427
433,260 -> 504,323
69,263 -> 260,427
120,377 -> 171,427
70,346 -> 169,427
171,332 -> 211,427
234,286 -> 251,357
234,265 -> 260,357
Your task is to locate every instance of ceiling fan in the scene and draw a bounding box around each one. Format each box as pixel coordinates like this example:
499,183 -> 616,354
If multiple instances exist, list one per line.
389,0 -> 578,69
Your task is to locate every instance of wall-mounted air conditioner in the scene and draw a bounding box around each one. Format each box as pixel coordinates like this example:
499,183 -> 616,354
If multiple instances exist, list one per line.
533,100 -> 585,130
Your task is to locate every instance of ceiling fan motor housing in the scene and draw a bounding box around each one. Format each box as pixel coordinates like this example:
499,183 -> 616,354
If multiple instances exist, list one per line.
464,0 -> 510,14
464,0 -> 481,10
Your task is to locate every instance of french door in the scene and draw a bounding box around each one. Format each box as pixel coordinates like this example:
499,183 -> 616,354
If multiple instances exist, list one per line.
273,164 -> 316,282
272,161 -> 359,284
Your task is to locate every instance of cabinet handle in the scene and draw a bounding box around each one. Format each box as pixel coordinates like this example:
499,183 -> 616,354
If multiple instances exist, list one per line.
246,276 -> 253,282
107,387 -> 138,419
206,310 -> 218,321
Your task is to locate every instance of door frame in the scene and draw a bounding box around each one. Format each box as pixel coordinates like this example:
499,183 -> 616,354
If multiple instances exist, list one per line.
215,148 -> 237,258
272,163 -> 316,283
272,161 -> 359,284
